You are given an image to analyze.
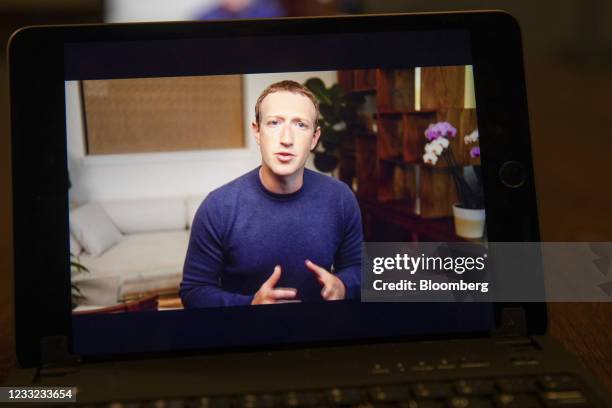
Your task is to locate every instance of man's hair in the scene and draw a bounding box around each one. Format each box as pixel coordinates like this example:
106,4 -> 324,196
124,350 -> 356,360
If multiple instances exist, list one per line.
254,80 -> 319,128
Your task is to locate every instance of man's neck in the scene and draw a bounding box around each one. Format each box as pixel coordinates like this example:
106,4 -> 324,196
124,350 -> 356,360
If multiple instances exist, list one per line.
259,165 -> 304,194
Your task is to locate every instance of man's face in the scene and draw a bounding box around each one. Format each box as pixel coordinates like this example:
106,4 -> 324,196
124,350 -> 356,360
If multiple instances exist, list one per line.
253,91 -> 320,179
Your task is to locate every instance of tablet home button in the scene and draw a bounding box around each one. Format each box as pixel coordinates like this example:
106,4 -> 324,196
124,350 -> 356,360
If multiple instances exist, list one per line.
499,160 -> 526,188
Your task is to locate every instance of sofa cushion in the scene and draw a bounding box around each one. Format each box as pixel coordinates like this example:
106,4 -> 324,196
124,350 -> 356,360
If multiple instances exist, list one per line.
70,202 -> 123,256
70,233 -> 82,256
70,275 -> 121,306
77,230 -> 190,301
186,195 -> 206,228
102,197 -> 187,234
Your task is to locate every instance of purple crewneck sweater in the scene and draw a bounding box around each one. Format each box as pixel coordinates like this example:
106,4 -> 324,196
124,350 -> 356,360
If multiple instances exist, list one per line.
180,167 -> 363,308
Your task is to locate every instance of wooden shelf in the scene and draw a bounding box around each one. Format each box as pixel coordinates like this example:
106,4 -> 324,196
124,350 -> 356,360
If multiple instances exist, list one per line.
339,66 -> 478,238
375,110 -> 436,117
348,87 -> 376,94
380,157 -> 420,167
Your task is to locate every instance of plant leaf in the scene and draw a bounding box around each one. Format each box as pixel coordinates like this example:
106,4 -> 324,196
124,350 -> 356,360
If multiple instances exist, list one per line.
330,83 -> 344,100
318,103 -> 335,120
304,78 -> 330,104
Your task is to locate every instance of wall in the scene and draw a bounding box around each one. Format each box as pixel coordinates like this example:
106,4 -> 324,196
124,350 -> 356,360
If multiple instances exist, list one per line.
104,0 -> 220,22
66,71 -> 337,203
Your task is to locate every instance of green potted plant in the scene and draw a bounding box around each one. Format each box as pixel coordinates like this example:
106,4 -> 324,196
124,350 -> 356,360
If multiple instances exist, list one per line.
71,253 -> 89,309
303,78 -> 364,173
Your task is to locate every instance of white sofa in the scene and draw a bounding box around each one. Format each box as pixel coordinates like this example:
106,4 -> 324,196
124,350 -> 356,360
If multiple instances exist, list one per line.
70,195 -> 205,306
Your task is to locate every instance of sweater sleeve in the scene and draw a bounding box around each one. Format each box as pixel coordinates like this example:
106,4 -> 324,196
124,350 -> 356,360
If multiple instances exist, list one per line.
334,186 -> 363,300
180,196 -> 253,308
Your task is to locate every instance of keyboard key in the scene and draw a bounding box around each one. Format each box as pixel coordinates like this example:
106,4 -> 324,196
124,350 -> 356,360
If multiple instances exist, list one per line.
538,375 -> 582,391
410,361 -> 435,372
492,393 -> 542,408
191,396 -> 232,408
235,394 -> 276,408
510,355 -> 540,366
369,385 -> 410,402
165,401 -> 187,408
540,391 -> 589,407
458,358 -> 490,369
411,383 -> 453,399
455,380 -> 496,396
282,391 -> 323,407
436,359 -> 457,370
328,388 -> 364,405
144,400 -> 185,408
400,400 -> 445,408
447,396 -> 493,408
496,378 -> 538,393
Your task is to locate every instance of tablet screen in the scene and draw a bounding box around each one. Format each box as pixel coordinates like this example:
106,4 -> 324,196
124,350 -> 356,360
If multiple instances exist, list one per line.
64,28 -> 494,356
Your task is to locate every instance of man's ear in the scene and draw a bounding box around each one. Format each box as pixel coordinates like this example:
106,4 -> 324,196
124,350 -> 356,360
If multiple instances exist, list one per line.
310,126 -> 321,151
252,121 -> 261,145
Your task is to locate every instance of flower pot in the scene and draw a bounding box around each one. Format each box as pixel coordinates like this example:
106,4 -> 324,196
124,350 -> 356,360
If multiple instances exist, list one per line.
452,203 -> 486,239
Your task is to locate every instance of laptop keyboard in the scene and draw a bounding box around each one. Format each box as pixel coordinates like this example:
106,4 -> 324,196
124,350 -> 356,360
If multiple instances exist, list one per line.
84,374 -> 597,408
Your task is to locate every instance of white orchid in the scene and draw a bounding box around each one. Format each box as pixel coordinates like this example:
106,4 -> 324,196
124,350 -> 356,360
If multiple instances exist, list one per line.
436,137 -> 450,148
425,142 -> 444,156
423,152 -> 438,165
423,131 -> 451,168
422,123 -> 483,209
464,129 -> 479,144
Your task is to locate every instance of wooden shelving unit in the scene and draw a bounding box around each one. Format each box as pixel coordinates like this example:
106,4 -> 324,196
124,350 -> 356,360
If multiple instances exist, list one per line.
338,67 -> 480,241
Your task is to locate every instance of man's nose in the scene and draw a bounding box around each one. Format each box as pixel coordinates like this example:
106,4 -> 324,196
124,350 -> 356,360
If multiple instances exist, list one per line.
279,124 -> 293,146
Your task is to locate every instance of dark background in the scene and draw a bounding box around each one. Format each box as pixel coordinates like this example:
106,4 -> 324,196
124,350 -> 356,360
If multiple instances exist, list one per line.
1,0 -> 610,389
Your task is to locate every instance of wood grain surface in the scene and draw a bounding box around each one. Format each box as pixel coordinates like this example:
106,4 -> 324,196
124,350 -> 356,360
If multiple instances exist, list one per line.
527,57 -> 612,393
548,303 -> 612,392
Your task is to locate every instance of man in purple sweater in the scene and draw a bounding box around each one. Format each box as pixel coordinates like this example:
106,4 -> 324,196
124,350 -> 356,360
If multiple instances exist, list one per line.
180,81 -> 363,308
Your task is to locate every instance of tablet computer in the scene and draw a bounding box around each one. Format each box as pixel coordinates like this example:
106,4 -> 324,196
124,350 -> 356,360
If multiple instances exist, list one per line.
9,11 -> 545,366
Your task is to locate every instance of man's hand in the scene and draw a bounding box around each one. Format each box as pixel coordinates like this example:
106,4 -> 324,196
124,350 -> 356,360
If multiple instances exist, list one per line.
305,259 -> 346,301
251,265 -> 298,305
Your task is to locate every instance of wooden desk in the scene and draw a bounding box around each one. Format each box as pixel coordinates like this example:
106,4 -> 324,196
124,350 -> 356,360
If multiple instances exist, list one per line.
548,303 -> 612,393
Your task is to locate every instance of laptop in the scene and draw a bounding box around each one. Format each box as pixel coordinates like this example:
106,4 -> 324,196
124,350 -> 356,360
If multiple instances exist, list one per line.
6,11 -> 610,407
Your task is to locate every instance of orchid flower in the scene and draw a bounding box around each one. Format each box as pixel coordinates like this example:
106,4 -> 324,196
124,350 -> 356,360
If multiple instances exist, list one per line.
422,122 -> 483,209
425,141 -> 444,155
425,121 -> 457,141
436,137 -> 449,148
464,129 -> 479,144
423,152 -> 438,165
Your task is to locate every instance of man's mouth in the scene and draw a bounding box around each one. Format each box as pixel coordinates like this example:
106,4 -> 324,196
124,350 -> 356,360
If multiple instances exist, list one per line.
275,152 -> 295,163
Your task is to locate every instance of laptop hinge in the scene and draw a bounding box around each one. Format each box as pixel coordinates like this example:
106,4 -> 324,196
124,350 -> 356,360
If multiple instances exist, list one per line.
38,336 -> 81,377
493,307 -> 528,337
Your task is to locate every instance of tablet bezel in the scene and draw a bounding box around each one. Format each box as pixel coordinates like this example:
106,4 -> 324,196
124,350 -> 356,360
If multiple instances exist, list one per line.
9,11 -> 545,368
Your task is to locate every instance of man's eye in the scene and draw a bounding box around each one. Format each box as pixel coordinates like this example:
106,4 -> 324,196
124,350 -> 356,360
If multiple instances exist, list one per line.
296,122 -> 308,129
268,120 -> 279,126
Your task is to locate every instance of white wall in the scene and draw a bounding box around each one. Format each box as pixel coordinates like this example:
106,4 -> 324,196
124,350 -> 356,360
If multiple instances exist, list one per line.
104,0 -> 220,22
66,71 -> 337,203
